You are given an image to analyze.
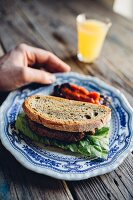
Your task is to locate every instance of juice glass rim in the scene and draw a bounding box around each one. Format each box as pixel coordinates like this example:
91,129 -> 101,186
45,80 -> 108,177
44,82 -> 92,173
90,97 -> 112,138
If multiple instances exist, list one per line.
76,13 -> 112,28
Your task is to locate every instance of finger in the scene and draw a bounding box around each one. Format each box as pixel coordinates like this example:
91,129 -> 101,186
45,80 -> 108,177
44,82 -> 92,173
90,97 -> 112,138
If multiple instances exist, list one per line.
24,67 -> 56,84
42,52 -> 71,73
20,44 -> 71,72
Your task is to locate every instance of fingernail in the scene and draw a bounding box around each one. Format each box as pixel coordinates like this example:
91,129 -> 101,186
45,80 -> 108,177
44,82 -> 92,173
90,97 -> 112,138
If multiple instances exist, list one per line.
49,75 -> 56,83
67,65 -> 71,71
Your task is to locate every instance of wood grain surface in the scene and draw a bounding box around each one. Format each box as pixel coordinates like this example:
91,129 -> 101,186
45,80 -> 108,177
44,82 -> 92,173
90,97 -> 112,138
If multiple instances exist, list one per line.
0,0 -> 133,200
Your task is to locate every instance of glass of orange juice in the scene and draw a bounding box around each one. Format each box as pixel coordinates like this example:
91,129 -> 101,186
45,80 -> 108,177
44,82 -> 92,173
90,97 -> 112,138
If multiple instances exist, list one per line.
77,14 -> 111,63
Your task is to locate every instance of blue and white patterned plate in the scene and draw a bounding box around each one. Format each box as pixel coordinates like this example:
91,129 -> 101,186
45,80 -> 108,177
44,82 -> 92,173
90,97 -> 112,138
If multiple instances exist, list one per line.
0,72 -> 133,180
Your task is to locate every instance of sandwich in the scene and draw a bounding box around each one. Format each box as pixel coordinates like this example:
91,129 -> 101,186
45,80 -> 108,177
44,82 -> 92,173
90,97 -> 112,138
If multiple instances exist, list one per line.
16,95 -> 111,159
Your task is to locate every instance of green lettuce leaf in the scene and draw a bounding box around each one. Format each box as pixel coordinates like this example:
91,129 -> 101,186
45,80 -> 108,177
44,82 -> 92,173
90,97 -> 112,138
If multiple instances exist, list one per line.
15,113 -> 110,159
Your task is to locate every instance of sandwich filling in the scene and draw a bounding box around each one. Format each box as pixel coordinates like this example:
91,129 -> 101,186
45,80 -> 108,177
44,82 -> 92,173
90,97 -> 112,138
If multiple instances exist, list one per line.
16,113 -> 110,159
27,117 -> 85,142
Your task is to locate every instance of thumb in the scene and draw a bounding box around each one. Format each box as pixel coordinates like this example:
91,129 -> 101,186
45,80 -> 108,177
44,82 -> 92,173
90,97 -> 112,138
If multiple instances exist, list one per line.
24,67 -> 56,84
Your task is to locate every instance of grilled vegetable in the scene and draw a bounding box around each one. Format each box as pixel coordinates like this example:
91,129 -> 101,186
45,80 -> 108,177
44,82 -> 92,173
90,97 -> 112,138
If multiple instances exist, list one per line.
53,83 -> 110,106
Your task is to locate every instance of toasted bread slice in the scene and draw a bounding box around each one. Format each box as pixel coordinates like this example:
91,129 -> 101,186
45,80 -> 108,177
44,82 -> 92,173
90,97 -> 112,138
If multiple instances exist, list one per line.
23,95 -> 111,133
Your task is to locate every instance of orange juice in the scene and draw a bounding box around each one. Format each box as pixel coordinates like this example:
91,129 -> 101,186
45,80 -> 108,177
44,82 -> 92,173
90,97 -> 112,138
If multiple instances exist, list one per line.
77,15 -> 111,63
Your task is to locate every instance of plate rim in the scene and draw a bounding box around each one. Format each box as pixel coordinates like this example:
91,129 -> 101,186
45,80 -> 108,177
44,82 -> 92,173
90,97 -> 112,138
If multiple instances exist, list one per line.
0,72 -> 133,180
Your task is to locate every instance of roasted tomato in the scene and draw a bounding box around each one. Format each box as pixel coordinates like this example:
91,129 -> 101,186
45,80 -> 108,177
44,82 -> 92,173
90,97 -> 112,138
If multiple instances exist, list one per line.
53,83 -> 110,106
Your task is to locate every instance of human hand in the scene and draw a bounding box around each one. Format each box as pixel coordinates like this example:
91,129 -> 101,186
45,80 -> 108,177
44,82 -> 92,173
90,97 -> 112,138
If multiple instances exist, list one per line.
0,44 -> 71,91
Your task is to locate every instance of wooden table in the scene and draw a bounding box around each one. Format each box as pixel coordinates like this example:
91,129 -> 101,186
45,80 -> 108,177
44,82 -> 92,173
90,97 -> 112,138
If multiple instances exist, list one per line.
0,0 -> 133,199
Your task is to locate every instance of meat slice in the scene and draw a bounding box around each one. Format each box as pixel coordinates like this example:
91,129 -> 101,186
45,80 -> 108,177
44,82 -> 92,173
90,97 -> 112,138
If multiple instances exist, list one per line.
27,117 -> 85,142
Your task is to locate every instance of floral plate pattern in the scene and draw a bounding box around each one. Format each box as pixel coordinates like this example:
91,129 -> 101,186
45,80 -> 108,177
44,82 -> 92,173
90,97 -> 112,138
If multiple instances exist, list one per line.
0,72 -> 133,180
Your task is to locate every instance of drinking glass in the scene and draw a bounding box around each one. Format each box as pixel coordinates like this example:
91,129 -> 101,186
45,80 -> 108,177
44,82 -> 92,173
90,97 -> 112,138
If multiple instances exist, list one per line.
77,14 -> 112,63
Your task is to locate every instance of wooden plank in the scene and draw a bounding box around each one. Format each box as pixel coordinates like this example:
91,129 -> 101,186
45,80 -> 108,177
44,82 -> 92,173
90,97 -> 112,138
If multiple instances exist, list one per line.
0,14 -> 51,52
67,154 -> 133,200
115,154 -> 133,196
0,19 -> 17,51
18,3 -> 70,58
100,0 -> 115,9
0,169 -> 11,200
0,141 -> 73,200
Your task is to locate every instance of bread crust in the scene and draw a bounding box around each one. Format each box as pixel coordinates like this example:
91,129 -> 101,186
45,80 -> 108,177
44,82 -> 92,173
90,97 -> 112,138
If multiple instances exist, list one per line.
23,95 -> 111,133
